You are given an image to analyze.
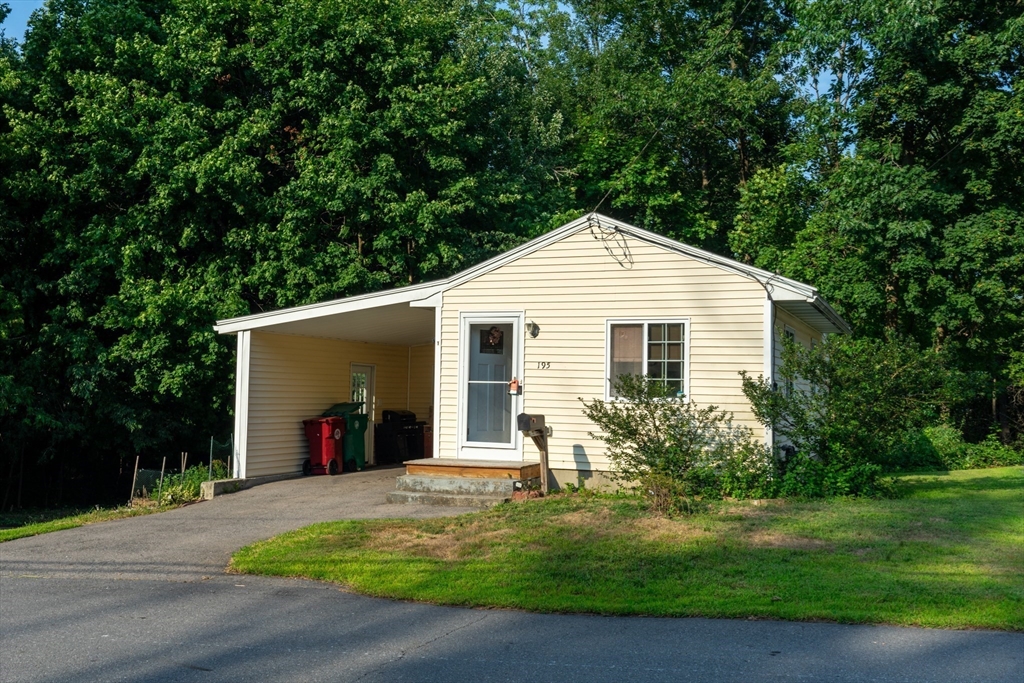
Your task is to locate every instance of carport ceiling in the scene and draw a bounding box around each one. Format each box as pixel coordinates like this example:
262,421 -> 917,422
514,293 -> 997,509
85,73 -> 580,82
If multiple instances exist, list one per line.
256,303 -> 435,346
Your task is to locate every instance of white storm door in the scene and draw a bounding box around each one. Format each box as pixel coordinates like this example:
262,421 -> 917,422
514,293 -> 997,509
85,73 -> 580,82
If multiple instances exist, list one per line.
350,363 -> 375,464
458,313 -> 522,459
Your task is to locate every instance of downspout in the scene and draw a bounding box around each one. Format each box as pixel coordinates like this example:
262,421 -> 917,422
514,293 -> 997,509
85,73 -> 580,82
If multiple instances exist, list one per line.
756,276 -> 780,451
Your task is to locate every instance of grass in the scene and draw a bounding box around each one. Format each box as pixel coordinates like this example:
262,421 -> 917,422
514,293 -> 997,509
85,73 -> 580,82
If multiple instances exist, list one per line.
231,466 -> 1024,630
0,502 -> 169,543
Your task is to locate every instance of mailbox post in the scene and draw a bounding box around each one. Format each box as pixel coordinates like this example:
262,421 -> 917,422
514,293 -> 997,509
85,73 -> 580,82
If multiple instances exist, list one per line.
517,413 -> 549,493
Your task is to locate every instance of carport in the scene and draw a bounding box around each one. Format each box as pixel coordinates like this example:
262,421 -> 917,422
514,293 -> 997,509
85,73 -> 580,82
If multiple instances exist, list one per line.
214,282 -> 444,480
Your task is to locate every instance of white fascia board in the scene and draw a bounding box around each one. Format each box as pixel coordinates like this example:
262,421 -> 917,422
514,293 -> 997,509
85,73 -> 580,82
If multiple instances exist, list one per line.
810,296 -> 853,335
409,291 -> 443,308
213,279 -> 447,334
437,212 -> 820,302
592,215 -> 818,298
578,215 -> 852,332
212,211 -> 851,337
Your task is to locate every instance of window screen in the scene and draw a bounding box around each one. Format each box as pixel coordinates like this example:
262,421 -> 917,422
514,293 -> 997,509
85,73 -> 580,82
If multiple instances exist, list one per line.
609,324 -> 642,397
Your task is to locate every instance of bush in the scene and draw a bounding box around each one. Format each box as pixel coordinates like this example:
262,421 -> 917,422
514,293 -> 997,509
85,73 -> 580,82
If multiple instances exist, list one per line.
776,452 -> 893,498
890,425 -> 1023,471
151,461 -> 230,505
740,335 -> 973,496
580,375 -> 775,507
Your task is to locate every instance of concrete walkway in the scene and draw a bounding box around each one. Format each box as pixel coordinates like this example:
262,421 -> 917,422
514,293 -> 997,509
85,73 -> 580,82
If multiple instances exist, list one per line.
2,467 -> 1022,682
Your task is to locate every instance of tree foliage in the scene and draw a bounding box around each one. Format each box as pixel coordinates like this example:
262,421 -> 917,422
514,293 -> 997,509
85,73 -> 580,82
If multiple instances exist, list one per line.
1,0 -> 1021,506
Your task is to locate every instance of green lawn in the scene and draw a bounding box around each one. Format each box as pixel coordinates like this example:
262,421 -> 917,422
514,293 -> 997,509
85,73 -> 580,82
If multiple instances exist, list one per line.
230,466 -> 1024,630
0,503 -> 167,543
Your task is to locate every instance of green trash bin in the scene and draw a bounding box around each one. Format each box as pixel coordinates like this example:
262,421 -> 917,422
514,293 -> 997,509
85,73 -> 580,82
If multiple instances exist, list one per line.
322,403 -> 367,471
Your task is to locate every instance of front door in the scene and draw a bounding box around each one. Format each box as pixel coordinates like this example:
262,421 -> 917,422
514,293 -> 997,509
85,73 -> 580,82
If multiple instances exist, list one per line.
350,363 -> 375,464
459,314 -> 521,459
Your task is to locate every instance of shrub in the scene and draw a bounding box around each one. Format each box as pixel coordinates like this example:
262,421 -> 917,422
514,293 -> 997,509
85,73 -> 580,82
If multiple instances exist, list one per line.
580,375 -> 774,506
776,452 -> 893,498
638,473 -> 701,516
740,335 -> 973,496
923,426 -> 1022,470
151,461 -> 230,505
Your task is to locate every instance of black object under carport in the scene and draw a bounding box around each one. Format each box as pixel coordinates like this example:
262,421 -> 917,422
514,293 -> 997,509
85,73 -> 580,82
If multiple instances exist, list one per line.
374,410 -> 424,464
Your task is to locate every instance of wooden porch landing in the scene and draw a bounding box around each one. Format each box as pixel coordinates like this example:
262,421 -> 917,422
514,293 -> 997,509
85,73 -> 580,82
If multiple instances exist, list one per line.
403,458 -> 541,480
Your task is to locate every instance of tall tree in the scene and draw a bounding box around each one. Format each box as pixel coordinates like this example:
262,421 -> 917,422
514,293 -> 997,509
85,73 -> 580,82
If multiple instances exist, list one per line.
733,0 -> 1023,434
0,0 -> 569,505
528,0 -> 797,250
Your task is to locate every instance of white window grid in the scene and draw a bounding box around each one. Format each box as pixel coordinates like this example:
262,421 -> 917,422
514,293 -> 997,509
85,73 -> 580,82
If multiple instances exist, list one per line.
604,318 -> 691,401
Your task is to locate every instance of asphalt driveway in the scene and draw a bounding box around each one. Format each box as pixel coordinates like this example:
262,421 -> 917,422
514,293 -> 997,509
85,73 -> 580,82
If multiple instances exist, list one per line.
2,467 -> 1022,683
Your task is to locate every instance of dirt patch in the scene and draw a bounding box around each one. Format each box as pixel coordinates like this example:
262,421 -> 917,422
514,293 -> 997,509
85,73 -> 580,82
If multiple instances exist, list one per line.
363,522 -> 516,561
634,516 -> 711,544
745,530 -> 832,551
551,507 -> 615,527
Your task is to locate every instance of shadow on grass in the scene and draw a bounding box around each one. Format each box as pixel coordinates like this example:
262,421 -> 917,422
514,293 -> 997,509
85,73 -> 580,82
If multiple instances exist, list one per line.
231,467 -> 1024,630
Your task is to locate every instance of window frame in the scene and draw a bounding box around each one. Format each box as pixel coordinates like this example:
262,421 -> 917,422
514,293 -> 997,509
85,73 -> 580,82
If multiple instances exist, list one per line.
604,318 -> 691,401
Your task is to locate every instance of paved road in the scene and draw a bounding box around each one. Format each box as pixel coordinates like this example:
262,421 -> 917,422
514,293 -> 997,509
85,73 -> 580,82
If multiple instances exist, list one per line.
2,468 -> 1022,683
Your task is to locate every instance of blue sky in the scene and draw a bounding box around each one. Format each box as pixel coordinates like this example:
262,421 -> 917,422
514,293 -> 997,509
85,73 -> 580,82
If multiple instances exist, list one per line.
1,0 -> 45,42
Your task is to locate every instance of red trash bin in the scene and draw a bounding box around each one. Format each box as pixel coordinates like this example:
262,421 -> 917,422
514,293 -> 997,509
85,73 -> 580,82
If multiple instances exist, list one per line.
302,417 -> 345,475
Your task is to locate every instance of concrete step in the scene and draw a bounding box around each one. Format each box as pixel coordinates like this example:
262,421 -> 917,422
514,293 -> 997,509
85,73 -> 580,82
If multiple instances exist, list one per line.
395,474 -> 520,496
386,490 -> 509,508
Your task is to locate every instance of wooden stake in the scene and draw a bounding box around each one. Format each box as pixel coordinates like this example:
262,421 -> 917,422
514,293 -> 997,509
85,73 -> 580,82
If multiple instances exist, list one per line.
128,455 -> 140,508
157,456 -> 166,505
540,433 -> 549,494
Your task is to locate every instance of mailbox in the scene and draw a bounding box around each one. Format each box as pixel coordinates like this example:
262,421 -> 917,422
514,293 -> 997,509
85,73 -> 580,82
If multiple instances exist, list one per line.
517,413 -> 545,433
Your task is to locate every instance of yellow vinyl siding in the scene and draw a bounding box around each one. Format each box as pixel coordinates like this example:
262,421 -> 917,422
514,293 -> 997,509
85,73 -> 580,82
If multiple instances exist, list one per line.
437,227 -> 767,472
407,344 -> 434,421
246,332 -> 413,477
774,308 -> 824,397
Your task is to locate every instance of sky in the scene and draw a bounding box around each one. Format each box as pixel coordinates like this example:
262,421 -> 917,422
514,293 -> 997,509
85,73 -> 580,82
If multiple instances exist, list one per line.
1,0 -> 45,43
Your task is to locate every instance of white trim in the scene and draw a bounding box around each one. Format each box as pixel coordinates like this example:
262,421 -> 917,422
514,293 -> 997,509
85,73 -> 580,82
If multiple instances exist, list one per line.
409,291 -> 442,308
432,296 -> 442,459
604,318 -> 691,402
456,311 -> 524,460
233,330 -> 251,479
213,280 -> 446,334
763,296 -> 774,448
349,362 -> 376,465
212,213 -> 850,337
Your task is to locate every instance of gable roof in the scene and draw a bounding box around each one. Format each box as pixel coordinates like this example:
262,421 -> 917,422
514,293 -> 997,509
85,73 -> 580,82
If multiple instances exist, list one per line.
214,213 -> 851,335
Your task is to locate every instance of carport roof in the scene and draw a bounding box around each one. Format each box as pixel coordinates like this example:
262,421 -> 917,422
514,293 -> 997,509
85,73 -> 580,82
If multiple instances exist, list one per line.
214,213 -> 851,336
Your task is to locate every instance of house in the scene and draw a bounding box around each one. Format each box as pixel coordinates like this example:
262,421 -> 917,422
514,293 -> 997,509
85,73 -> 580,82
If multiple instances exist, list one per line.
213,213 -> 850,487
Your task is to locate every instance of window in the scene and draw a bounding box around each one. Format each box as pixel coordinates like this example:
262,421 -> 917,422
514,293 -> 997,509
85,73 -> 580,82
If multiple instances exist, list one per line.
607,320 -> 689,398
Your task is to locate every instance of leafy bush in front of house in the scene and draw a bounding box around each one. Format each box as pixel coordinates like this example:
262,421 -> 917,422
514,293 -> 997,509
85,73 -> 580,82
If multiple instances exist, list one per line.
151,461 -> 230,505
580,375 -> 775,508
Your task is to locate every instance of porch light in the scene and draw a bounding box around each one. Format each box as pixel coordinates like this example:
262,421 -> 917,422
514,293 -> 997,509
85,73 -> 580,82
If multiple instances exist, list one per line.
526,320 -> 540,338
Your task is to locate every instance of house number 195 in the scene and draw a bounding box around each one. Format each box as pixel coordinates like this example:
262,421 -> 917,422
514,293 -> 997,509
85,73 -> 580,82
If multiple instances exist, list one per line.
536,361 -> 551,369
